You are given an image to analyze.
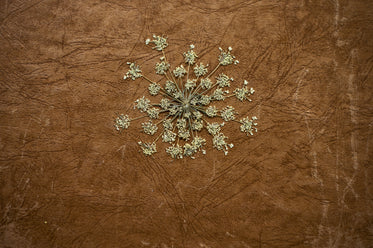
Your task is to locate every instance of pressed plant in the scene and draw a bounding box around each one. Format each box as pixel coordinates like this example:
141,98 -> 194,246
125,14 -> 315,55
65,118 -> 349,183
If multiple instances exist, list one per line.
115,35 -> 258,159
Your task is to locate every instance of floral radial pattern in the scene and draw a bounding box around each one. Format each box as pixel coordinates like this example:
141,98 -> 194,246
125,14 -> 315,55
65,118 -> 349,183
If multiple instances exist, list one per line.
115,35 -> 258,159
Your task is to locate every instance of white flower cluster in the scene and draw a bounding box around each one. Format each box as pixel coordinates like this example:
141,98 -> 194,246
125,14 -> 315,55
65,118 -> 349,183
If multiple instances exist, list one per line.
115,35 -> 258,159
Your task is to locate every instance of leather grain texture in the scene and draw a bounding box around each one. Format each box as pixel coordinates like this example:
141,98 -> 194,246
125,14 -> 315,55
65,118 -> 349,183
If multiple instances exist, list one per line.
0,0 -> 372,247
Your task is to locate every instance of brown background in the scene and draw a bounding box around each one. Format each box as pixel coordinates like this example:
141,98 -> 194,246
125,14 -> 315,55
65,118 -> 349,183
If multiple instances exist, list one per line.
1,0 -> 372,247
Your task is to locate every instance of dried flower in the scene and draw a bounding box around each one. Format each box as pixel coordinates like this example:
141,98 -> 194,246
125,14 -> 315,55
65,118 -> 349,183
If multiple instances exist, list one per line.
192,136 -> 206,148
162,129 -> 177,143
211,88 -> 226,101
160,98 -> 171,110
183,143 -> 197,157
178,129 -> 190,140
163,118 -> 173,130
212,133 -> 228,151
207,122 -> 223,135
191,119 -> 203,131
116,35 -> 258,158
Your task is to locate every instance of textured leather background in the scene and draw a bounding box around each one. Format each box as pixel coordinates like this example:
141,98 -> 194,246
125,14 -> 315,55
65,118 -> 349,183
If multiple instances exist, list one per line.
0,0 -> 372,247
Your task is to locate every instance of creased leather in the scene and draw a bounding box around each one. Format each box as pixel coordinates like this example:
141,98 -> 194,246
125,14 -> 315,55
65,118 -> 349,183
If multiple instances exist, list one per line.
0,0 -> 372,247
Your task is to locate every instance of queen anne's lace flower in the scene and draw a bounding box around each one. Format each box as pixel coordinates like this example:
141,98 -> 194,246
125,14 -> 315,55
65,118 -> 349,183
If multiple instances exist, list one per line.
191,119 -> 203,131
183,143 -> 197,157
178,129 -> 190,140
207,122 -> 223,135
218,47 -> 235,65
212,133 -> 228,151
160,98 -> 171,110
115,35 -> 258,158
192,136 -> 206,148
211,88 -> 226,101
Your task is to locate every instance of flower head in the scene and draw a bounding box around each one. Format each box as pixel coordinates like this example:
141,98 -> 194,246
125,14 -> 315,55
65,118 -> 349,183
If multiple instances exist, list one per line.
135,96 -> 151,112
138,141 -> 157,156
142,120 -> 158,135
166,144 -> 183,159
173,65 -> 187,78
194,63 -> 208,77
124,62 -> 142,80
216,73 -> 232,88
148,82 -> 161,96
200,78 -> 212,89
155,61 -> 170,75
114,114 -> 131,131
240,116 -> 258,136
221,106 -> 236,121
116,36 -> 258,158
185,79 -> 197,90
184,46 -> 198,65
147,34 -> 168,51
218,47 -> 235,66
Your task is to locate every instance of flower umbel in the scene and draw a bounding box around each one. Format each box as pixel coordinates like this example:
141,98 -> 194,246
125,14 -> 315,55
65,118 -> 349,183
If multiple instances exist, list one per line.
115,35 -> 258,158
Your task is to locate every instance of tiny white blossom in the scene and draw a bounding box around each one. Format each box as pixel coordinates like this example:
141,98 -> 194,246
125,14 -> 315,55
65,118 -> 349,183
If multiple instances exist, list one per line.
114,114 -> 130,131
173,65 -> 187,78
138,141 -> 157,156
142,120 -> 158,135
124,62 -> 142,80
221,106 -> 236,121
239,116 -> 258,136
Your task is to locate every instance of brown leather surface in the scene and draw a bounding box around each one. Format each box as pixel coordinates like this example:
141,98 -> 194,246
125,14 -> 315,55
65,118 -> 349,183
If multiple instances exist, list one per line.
1,0 -> 372,247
